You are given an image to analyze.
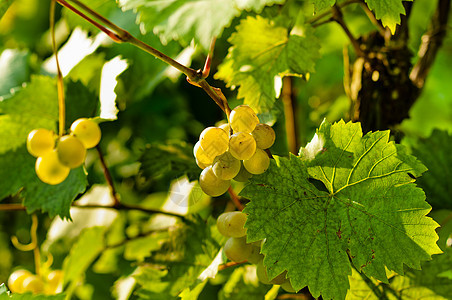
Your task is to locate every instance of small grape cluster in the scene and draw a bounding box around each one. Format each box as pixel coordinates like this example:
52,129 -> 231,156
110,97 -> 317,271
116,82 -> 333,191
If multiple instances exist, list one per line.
7,269 -> 63,295
216,211 -> 295,293
27,118 -> 101,185
194,105 -> 275,197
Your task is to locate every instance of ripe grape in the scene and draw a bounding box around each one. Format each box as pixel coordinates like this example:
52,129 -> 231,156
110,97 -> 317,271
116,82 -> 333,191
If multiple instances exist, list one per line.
280,280 -> 296,293
8,269 -> 32,293
247,245 -> 264,264
35,150 -> 70,185
233,163 -> 253,182
243,148 -> 270,174
229,132 -> 256,160
212,152 -> 241,180
252,124 -> 275,149
56,135 -> 86,168
194,141 -> 215,166
256,261 -> 287,285
199,127 -> 229,158
216,211 -> 247,238
199,166 -> 230,197
27,129 -> 55,157
22,275 -> 44,293
219,123 -> 231,136
223,237 -> 253,262
46,270 -> 63,294
230,105 -> 259,133
70,118 -> 101,149
196,158 -> 209,170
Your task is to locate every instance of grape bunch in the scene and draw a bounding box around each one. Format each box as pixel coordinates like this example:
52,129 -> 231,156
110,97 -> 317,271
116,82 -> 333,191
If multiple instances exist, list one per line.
7,269 -> 63,295
194,105 -> 275,197
216,211 -> 295,293
27,118 -> 101,185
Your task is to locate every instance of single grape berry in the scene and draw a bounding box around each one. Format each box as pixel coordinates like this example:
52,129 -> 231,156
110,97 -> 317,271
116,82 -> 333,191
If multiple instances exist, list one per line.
8,269 -> 32,293
219,123 -> 232,136
45,270 -> 63,294
199,127 -> 229,158
216,211 -> 247,238
247,245 -> 264,264
194,141 -> 215,166
223,237 -> 253,262
199,166 -> 230,197
280,280 -> 296,293
35,150 -> 70,185
212,152 -> 241,180
57,135 -> 86,168
230,105 -> 259,133
252,124 -> 275,149
70,118 -> 101,149
233,163 -> 253,182
243,148 -> 270,175
22,275 -> 45,294
27,129 -> 55,157
256,261 -> 287,285
229,132 -> 256,160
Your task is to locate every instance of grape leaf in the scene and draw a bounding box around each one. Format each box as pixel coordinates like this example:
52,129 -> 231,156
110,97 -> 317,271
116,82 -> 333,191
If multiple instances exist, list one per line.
0,294 -> 65,300
310,0 -> 336,12
241,120 -> 441,300
64,80 -> 99,129
124,231 -> 169,261
215,16 -> 320,113
0,49 -> 31,96
117,0 -> 284,50
411,130 -> 452,209
364,0 -> 413,34
139,141 -> 201,182
62,227 -> 106,287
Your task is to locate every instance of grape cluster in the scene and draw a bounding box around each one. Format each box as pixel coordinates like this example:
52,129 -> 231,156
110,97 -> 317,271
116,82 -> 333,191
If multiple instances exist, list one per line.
27,118 -> 101,185
216,211 -> 295,293
7,269 -> 63,295
194,105 -> 275,197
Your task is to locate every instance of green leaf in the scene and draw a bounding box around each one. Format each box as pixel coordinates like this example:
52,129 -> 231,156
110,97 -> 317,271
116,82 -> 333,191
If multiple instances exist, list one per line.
118,0 -> 284,50
62,227 -> 106,287
219,266 -> 271,300
0,293 -> 65,300
0,49 -> 31,96
65,80 -> 99,129
364,0 -> 413,34
0,0 -> 14,20
124,231 -> 169,261
215,16 -> 320,112
241,120 -> 441,300
310,0 -> 336,12
411,130 -> 452,209
139,141 -> 201,182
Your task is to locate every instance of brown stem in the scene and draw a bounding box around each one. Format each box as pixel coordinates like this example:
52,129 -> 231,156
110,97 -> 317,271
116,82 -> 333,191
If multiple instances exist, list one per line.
202,37 -> 216,78
227,187 -> 244,211
218,261 -> 244,271
332,4 -> 365,57
282,77 -> 298,154
277,294 -> 311,300
96,145 -> 120,206
410,0 -> 451,88
0,203 -> 26,211
359,2 -> 385,36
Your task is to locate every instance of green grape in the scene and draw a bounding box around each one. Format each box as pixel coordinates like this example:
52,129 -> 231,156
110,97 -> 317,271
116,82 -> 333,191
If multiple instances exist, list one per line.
243,148 -> 270,175
230,105 -> 259,133
229,132 -> 256,160
22,275 -> 45,294
219,123 -> 232,136
27,129 -> 55,157
45,270 -> 63,294
216,211 -> 247,237
196,158 -> 209,170
199,166 -> 230,197
193,141 -> 215,166
35,150 -> 70,185
57,135 -> 86,168
280,280 -> 296,293
199,127 -> 229,158
8,269 -> 32,293
256,261 -> 287,285
233,162 -> 253,182
70,118 -> 101,149
252,124 -> 275,149
212,151 -> 241,180
223,237 -> 253,262
247,245 -> 264,264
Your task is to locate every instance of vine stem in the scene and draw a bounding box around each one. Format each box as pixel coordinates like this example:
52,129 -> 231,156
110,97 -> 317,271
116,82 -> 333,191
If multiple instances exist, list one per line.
331,4 -> 365,57
96,145 -> 120,206
227,187 -> 244,211
282,77 -> 298,154
50,0 -> 65,136
10,215 -> 41,275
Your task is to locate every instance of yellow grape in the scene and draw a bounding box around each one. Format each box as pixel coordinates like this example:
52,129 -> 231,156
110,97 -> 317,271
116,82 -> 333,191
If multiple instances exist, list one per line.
216,211 -> 247,238
219,123 -> 232,136
243,148 -> 270,175
223,237 -> 253,262
70,118 -> 101,149
56,135 -> 86,168
45,270 -> 63,294
229,132 -> 256,160
193,141 -> 215,166
35,150 -> 70,185
27,129 -> 55,157
230,105 -> 259,133
199,166 -> 230,197
212,151 -> 241,180
199,127 -> 229,158
252,124 -> 275,149
22,275 -> 45,294
8,269 -> 32,293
